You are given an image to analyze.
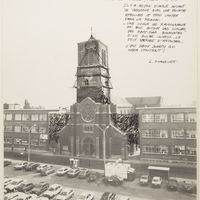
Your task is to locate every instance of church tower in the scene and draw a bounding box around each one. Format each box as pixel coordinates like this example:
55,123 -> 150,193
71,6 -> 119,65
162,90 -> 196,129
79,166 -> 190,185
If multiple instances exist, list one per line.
75,35 -> 112,104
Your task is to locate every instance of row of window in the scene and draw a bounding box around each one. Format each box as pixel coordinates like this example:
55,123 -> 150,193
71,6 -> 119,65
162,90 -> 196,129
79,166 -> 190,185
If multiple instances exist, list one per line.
142,113 -> 196,123
142,145 -> 196,156
4,113 -> 47,121
4,138 -> 47,146
4,125 -> 47,134
142,129 -> 196,139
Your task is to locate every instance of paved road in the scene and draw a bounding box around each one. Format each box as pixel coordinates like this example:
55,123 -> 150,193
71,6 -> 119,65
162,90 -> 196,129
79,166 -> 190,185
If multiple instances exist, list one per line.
4,159 -> 196,200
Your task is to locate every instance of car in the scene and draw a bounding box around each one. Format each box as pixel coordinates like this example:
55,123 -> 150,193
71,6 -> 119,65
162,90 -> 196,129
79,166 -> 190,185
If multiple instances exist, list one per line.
139,175 -> 149,185
4,178 -> 14,187
76,192 -> 95,200
151,176 -> 162,188
78,168 -> 90,179
5,179 -> 25,192
42,184 -> 62,198
25,163 -> 40,171
14,193 -> 37,200
31,182 -> 49,196
167,178 -> 178,191
180,180 -> 195,193
16,181 -> 35,193
14,162 -> 28,170
40,166 -> 55,176
67,168 -> 80,177
118,196 -> 130,200
100,192 -> 116,200
103,176 -> 123,186
4,160 -> 12,167
36,164 -> 48,172
87,172 -> 98,182
53,188 -> 74,200
56,167 -> 70,176
4,192 -> 25,200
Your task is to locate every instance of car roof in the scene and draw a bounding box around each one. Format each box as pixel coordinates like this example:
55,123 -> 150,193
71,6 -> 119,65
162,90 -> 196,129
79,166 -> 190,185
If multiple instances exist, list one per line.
50,184 -> 61,188
62,188 -> 73,192
153,176 -> 161,179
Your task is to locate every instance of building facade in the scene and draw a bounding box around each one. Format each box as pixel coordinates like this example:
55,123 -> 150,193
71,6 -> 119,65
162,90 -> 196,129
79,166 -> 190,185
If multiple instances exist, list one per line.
4,108 -> 59,151
137,106 -> 197,162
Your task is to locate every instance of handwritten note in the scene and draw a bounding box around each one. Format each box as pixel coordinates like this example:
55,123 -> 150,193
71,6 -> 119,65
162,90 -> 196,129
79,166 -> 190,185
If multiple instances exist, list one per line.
122,0 -> 187,54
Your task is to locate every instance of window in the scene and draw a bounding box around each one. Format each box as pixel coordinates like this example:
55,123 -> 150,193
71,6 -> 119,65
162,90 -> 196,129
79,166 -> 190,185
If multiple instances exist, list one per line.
39,114 -> 47,121
185,113 -> 196,122
31,139 -> 39,146
185,147 -> 196,155
142,145 -> 168,154
5,125 -> 13,132
142,114 -> 154,122
22,114 -> 29,121
142,129 -> 168,138
172,145 -> 185,155
21,139 -> 28,145
4,138 -> 12,144
14,138 -> 22,144
31,126 -> 38,133
171,113 -> 184,122
39,127 -> 47,134
14,126 -> 22,133
31,114 -> 39,121
6,114 -> 12,120
21,126 -> 30,133
154,114 -> 167,122
171,130 -> 185,139
14,114 -> 21,121
83,124 -> 93,133
186,130 -> 196,139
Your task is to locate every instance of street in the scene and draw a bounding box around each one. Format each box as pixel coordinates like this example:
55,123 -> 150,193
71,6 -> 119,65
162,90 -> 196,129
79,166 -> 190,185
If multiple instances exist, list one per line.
4,159 -> 196,200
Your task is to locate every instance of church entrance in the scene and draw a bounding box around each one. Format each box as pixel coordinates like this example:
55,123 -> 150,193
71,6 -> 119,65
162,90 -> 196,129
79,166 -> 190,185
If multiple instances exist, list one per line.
82,137 -> 95,156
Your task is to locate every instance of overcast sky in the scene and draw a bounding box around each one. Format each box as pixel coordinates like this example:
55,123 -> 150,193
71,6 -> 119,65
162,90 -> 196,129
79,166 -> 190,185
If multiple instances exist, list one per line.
2,0 -> 197,109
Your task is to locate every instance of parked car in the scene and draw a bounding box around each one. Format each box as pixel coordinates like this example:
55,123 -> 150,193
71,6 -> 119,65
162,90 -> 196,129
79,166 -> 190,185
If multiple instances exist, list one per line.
36,164 -> 48,172
4,160 -> 12,167
167,178 -> 178,191
4,192 -> 24,200
78,168 -> 90,179
67,168 -> 80,178
100,192 -> 116,200
31,182 -> 49,196
53,188 -> 74,200
25,163 -> 40,171
87,172 -> 99,182
180,180 -> 195,193
14,162 -> 28,170
151,176 -> 162,188
4,178 -> 14,187
118,196 -> 130,200
5,179 -> 25,192
56,167 -> 70,176
103,175 -> 123,186
42,184 -> 62,199
139,175 -> 149,186
77,192 -> 95,200
16,181 -> 35,192
40,166 -> 55,176
14,193 -> 37,200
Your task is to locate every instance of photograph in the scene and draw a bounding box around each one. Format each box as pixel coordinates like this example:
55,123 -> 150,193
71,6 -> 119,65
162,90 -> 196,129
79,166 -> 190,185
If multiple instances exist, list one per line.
2,0 -> 198,200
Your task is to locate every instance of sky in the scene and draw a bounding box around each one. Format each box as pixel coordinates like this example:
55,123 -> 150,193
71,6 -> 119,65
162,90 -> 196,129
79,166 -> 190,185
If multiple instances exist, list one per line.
2,0 -> 197,109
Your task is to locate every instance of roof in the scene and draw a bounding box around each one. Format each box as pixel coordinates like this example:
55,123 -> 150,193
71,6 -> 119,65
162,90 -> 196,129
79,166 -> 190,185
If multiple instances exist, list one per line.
125,96 -> 162,107
111,96 -> 132,107
136,106 -> 196,110
148,166 -> 170,171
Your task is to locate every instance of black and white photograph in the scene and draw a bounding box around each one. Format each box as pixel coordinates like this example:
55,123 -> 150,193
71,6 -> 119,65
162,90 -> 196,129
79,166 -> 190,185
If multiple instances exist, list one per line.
1,0 -> 199,200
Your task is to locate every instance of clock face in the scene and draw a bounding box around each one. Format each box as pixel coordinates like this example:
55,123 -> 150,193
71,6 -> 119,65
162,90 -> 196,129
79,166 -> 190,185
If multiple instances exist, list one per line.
80,104 -> 96,122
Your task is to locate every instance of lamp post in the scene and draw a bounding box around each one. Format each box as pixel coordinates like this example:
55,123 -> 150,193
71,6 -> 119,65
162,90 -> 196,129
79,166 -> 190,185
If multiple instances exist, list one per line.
20,124 -> 37,162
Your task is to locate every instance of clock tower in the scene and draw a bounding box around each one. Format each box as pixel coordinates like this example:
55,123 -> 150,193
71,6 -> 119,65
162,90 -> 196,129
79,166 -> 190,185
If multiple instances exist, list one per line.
75,35 -> 112,104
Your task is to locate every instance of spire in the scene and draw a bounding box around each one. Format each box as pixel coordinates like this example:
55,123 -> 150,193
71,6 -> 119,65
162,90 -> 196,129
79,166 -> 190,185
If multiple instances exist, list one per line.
89,26 -> 95,40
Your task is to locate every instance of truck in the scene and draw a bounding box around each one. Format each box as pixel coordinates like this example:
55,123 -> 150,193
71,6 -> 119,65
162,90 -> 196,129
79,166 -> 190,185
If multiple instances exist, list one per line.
105,161 -> 136,181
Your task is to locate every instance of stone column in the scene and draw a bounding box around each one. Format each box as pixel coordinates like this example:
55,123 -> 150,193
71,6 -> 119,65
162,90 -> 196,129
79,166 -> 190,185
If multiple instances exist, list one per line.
121,137 -> 128,160
108,137 -> 112,158
70,136 -> 74,156
95,137 -> 99,158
